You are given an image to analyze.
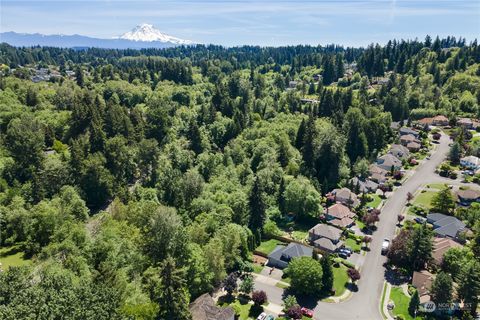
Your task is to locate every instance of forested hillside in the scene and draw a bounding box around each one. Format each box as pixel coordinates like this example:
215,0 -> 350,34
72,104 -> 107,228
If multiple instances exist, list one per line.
0,36 -> 479,319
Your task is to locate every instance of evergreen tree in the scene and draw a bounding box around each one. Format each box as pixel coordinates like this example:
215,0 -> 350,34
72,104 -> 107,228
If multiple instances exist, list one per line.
157,256 -> 192,320
431,272 -> 453,308
295,118 -> 306,150
457,261 -> 480,316
248,177 -> 267,244
188,120 -> 203,155
408,290 -> 420,316
431,186 -> 455,214
449,142 -> 461,165
75,66 -> 84,87
408,224 -> 433,270
320,256 -> 334,293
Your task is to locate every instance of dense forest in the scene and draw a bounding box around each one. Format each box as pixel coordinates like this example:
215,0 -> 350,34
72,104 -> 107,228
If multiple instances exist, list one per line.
0,35 -> 479,319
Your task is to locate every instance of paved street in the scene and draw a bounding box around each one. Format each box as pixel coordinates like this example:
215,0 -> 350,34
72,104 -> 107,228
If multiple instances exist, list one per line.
313,133 -> 451,320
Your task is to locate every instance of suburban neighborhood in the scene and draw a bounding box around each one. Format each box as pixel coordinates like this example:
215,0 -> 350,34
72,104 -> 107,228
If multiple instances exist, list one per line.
206,116 -> 480,320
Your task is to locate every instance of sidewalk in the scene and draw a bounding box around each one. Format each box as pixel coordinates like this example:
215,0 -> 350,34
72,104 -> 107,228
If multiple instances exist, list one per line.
381,282 -> 395,320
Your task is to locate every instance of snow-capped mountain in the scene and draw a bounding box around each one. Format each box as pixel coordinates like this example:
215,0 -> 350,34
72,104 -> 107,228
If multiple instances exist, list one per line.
1,24 -> 194,49
119,24 -> 193,45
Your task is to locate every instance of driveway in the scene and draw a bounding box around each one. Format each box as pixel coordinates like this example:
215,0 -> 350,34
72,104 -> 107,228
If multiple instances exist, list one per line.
253,272 -> 286,306
313,132 -> 451,320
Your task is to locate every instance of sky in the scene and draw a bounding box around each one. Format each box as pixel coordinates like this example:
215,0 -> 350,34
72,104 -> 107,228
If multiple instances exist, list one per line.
1,0 -> 479,47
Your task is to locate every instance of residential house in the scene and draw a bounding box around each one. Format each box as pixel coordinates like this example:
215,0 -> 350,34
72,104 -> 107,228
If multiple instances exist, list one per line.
190,293 -> 235,320
325,203 -> 356,228
460,155 -> 480,170
400,134 -> 418,146
432,237 -> 462,266
417,117 -> 433,126
457,118 -> 474,129
456,189 -> 480,206
399,127 -> 419,138
426,213 -> 466,242
407,141 -> 421,152
328,187 -> 360,207
313,74 -> 322,82
308,224 -> 344,253
267,242 -> 313,269
412,270 -> 435,304
376,154 -> 402,171
432,115 -> 449,126
350,177 -> 379,194
389,144 -> 410,160
369,165 -> 388,183
390,122 -> 401,131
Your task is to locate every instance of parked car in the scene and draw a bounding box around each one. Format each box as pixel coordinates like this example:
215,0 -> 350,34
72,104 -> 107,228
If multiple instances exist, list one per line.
414,217 -> 425,224
339,249 -> 351,256
338,252 -> 348,259
381,238 -> 390,255
343,247 -> 353,254
265,316 -> 275,320
301,307 -> 314,318
257,312 -> 267,320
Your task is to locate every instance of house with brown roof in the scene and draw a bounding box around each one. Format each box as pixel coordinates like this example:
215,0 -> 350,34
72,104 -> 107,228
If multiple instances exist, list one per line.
412,270 -> 435,304
308,224 -> 344,253
369,164 -> 388,183
418,117 -> 433,126
432,115 -> 449,126
407,141 -> 421,152
432,237 -> 462,266
328,188 -> 360,207
456,189 -> 480,206
326,203 -> 356,228
189,294 -> 235,320
400,134 -> 418,146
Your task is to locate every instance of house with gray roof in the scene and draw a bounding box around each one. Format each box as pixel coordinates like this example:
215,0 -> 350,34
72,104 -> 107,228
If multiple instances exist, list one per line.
267,242 -> 313,269
350,177 -> 379,194
376,154 -> 402,171
189,293 -> 234,320
426,213 -> 466,242
389,144 -> 410,160
308,224 -> 344,253
399,127 -> 419,138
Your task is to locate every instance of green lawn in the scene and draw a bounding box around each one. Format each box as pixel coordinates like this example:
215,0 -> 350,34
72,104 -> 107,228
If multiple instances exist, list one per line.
367,194 -> 382,208
332,265 -> 349,296
291,230 -> 308,241
226,299 -> 252,320
356,220 -> 366,230
426,183 -> 448,190
344,237 -> 362,253
412,191 -> 437,209
253,264 -> 264,274
390,287 -> 414,320
0,245 -> 31,270
255,239 -> 283,255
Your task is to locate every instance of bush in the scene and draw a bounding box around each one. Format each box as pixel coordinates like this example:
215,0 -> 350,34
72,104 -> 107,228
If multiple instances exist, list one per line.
252,290 -> 268,306
286,305 -> 303,319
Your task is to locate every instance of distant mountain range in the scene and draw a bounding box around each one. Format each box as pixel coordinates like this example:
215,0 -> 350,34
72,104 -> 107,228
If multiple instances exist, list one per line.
0,24 -> 194,49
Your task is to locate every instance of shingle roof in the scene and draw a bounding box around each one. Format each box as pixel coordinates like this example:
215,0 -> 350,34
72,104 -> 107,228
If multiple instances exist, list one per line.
330,217 -> 354,228
412,270 -> 434,297
377,154 -> 402,167
267,243 -> 313,262
190,294 -> 235,320
399,127 -> 418,136
327,203 -> 356,219
309,224 -> 343,241
427,213 -> 466,239
313,238 -> 343,252
432,237 -> 462,265
456,189 -> 480,201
